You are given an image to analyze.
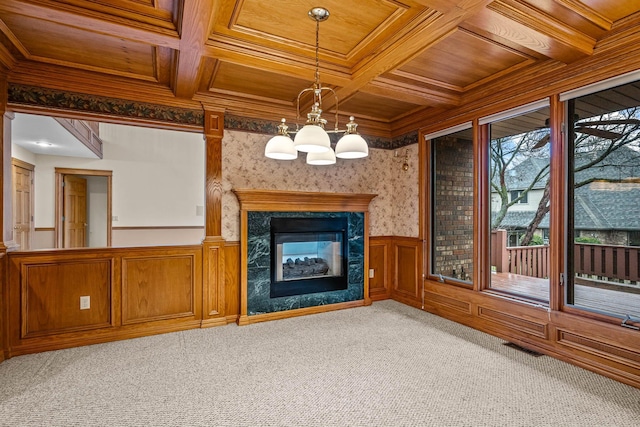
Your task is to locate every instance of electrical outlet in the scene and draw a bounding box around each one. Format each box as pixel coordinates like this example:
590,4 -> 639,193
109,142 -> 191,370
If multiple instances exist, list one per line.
369,268 -> 374,278
112,215 -> 119,221
80,295 -> 90,310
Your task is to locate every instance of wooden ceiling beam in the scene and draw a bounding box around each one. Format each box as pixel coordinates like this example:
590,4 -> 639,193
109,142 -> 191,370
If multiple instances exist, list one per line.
554,0 -> 613,30
321,0 -> 495,113
0,0 -> 180,48
172,0 -> 215,99
488,0 -> 596,55
461,0 -> 605,65
0,42 -> 16,70
366,77 -> 461,106
203,39 -> 353,87
7,60 -> 201,109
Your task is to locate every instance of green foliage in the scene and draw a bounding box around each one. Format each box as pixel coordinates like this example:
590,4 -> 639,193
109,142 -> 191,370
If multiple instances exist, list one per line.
575,236 -> 601,244
520,234 -> 544,246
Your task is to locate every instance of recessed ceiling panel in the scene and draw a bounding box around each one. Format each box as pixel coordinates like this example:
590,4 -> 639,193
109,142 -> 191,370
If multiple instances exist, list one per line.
1,12 -> 158,79
398,29 -> 530,90
222,0 -> 400,56
210,62 -> 313,102
339,92 -> 420,122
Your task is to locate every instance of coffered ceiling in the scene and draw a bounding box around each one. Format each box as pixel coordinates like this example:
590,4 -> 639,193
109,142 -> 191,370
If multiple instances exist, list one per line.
1,1 -> 639,138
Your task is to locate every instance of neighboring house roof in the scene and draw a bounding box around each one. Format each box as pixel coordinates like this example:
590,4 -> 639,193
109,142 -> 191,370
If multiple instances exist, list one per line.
507,157 -> 550,190
574,183 -> 640,230
493,157 -> 550,191
492,145 -> 640,230
574,145 -> 640,183
492,211 -> 549,230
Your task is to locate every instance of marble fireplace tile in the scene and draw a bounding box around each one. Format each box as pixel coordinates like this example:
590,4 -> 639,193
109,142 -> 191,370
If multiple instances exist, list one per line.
246,211 -> 365,316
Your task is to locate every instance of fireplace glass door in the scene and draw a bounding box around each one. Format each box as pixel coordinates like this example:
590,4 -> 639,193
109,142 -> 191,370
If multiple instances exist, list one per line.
270,217 -> 348,298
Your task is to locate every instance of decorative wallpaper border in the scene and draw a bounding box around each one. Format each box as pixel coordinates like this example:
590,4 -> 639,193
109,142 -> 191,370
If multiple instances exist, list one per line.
8,84 -> 204,127
7,84 -> 418,149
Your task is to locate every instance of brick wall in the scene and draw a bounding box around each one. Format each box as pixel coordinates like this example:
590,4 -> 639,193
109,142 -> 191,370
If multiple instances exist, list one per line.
432,136 -> 474,281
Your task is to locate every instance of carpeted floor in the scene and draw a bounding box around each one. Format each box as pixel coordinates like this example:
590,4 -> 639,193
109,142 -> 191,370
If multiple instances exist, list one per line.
1,300 -> 639,426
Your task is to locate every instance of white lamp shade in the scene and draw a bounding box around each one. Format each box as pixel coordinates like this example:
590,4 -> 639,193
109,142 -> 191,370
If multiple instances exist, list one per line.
293,124 -> 331,153
265,134 -> 297,160
307,148 -> 336,165
335,133 -> 368,159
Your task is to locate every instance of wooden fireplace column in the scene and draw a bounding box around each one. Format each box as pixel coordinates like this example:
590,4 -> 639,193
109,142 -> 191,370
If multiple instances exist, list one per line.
201,108 -> 227,326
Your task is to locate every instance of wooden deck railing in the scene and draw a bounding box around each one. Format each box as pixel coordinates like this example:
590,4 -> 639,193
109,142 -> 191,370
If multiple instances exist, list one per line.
491,230 -> 640,283
574,243 -> 640,283
492,230 -> 549,278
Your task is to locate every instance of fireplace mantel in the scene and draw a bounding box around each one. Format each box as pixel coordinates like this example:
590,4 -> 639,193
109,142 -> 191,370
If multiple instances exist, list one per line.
233,189 -> 376,325
233,189 -> 377,212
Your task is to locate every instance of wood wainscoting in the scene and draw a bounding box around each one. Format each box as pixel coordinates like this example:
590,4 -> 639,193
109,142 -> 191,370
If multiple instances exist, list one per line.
422,281 -> 640,388
369,237 -> 392,301
369,236 -> 423,307
5,245 -> 219,357
368,236 -> 640,387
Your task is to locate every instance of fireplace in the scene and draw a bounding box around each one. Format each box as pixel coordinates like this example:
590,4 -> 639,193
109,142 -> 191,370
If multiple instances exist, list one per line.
270,217 -> 348,298
233,189 -> 376,325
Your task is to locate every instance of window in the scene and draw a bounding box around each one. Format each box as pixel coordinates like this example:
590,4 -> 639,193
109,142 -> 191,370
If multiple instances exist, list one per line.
509,190 -> 528,204
487,103 -> 550,302
566,80 -> 640,319
429,126 -> 473,284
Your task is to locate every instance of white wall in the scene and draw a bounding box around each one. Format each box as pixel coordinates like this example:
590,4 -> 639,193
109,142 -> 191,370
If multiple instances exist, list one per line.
25,124 -> 205,229
11,144 -> 36,165
86,175 -> 108,247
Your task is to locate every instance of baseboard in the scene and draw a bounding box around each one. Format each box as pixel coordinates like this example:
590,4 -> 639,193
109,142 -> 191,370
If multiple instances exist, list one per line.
237,300 -> 366,326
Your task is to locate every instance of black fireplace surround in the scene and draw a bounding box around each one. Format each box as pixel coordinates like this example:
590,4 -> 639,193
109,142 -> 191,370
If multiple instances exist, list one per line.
270,217 -> 348,298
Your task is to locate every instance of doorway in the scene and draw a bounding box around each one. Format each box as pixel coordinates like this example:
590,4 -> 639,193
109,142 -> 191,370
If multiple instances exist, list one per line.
12,158 -> 35,250
55,168 -> 112,248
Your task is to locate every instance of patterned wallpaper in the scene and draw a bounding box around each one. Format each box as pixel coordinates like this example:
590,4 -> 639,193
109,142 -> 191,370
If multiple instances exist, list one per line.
222,130 -> 419,240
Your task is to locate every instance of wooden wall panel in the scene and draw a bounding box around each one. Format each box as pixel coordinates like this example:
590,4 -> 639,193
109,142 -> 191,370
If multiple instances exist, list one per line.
224,242 -> 240,321
421,279 -> 640,388
369,236 -> 391,300
477,306 -> 548,339
0,252 -> 6,363
6,245 -> 203,357
122,255 -> 196,324
392,237 -> 422,306
396,246 -> 417,294
23,260 -> 111,337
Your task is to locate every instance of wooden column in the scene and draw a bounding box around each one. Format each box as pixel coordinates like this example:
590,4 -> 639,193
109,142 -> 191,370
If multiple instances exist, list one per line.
548,94 -> 565,312
201,107 -> 227,326
0,74 -> 8,362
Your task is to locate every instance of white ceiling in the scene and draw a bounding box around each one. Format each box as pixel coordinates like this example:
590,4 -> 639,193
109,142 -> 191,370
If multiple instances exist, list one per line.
11,113 -> 99,158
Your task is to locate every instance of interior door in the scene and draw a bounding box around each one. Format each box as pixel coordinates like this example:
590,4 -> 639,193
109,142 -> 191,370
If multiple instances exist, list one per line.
12,160 -> 34,250
63,175 -> 87,248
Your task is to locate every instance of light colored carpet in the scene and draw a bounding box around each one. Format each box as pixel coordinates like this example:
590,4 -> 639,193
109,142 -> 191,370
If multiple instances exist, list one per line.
1,300 -> 639,426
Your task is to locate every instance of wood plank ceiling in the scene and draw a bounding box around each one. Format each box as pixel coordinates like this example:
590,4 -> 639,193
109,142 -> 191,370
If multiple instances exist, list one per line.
0,0 -> 639,138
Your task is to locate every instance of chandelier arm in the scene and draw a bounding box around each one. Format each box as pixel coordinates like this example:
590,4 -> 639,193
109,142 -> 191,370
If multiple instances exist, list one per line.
296,87 -> 315,130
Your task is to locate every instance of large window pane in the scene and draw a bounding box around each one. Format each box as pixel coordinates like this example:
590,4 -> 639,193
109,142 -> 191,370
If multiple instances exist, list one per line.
568,82 -> 640,319
431,129 -> 473,284
489,106 -> 550,302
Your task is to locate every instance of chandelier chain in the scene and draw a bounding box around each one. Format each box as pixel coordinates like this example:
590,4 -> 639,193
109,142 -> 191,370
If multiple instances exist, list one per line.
315,18 -> 320,87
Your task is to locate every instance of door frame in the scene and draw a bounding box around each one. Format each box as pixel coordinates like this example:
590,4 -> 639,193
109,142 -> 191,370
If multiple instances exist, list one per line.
55,168 -> 112,248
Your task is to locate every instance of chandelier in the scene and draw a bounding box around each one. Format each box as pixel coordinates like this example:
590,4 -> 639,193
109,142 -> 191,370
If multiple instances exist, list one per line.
265,7 -> 368,165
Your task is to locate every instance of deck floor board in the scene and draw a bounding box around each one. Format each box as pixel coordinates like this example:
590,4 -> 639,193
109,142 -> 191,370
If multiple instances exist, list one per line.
488,272 -> 640,318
